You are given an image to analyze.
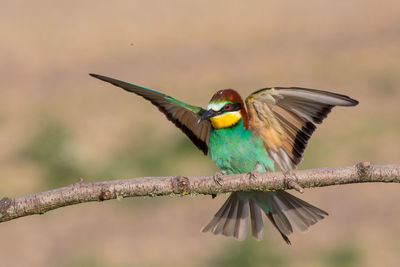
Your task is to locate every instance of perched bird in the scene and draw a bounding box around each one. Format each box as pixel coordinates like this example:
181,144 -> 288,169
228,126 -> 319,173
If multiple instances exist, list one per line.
90,73 -> 358,244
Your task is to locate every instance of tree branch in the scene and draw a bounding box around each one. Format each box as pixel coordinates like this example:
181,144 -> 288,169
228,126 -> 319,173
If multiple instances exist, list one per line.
1,162 -> 399,223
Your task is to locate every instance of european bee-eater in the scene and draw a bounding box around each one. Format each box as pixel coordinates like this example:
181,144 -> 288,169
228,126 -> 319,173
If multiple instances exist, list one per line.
90,73 -> 358,244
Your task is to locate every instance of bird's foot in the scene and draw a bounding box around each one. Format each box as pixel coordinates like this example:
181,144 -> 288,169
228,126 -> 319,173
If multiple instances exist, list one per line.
213,171 -> 226,186
249,163 -> 262,180
284,171 -> 304,193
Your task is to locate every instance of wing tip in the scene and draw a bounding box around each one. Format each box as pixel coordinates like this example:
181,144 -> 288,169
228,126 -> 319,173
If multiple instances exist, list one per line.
89,73 -> 109,82
336,93 -> 358,106
346,97 -> 359,106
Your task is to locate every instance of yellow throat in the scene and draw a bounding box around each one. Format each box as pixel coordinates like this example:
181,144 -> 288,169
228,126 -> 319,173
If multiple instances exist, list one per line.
210,111 -> 242,129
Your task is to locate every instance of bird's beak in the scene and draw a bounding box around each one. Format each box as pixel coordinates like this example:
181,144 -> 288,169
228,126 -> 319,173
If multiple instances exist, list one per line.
198,109 -> 217,124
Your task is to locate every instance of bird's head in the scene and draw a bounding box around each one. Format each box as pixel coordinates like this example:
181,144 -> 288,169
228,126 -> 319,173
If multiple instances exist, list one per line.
199,89 -> 248,129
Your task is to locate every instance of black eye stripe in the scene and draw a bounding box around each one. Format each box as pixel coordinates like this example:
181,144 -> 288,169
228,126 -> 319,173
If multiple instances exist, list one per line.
217,103 -> 241,114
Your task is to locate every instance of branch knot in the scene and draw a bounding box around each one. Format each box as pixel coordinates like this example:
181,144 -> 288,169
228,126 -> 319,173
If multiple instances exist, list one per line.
0,197 -> 14,216
171,176 -> 190,195
99,189 -> 112,201
356,161 -> 372,180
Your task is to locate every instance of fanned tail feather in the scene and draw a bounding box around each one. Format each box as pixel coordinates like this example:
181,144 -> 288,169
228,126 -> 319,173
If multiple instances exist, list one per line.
249,199 -> 264,240
202,192 -> 250,241
202,191 -> 328,244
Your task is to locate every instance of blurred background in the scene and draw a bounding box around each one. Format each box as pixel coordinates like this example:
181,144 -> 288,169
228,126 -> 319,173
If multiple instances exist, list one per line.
1,0 -> 399,266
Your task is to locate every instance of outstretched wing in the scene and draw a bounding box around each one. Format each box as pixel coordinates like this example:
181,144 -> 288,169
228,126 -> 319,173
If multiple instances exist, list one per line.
90,74 -> 211,155
245,87 -> 358,170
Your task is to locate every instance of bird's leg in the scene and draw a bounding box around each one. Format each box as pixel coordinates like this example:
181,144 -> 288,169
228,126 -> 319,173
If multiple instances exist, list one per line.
284,171 -> 304,193
213,170 -> 226,186
249,163 -> 262,180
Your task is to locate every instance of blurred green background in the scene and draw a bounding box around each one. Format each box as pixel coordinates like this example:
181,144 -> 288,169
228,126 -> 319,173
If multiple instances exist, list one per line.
1,1 -> 400,266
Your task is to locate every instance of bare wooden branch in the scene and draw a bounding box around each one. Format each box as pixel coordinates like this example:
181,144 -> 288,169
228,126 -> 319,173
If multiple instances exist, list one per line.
0,162 -> 399,223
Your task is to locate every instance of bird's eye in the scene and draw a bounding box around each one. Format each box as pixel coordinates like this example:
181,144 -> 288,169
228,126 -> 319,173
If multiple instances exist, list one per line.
224,103 -> 231,110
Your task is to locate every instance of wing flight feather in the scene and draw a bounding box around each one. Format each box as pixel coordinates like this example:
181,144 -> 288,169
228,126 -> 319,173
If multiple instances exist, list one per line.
245,87 -> 358,170
90,74 -> 211,154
